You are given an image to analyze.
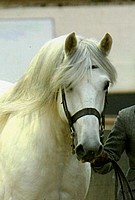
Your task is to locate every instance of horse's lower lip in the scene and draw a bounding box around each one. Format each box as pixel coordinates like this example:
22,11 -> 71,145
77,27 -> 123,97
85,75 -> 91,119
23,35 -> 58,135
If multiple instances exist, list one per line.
77,152 -> 96,163
79,156 -> 95,163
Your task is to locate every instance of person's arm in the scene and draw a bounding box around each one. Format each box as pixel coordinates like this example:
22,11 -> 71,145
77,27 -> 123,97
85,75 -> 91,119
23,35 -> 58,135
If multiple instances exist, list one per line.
92,109 -> 127,174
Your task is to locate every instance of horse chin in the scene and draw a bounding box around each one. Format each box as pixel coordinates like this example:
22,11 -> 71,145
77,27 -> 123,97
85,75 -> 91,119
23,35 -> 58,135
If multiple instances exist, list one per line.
77,155 -> 95,163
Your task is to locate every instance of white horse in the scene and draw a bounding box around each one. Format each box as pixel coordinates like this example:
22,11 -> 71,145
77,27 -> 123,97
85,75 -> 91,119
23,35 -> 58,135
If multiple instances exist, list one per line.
0,32 -> 117,200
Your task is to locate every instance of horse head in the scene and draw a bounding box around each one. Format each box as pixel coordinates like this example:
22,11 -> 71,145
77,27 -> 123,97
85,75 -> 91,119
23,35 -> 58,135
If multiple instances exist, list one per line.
57,32 -> 116,163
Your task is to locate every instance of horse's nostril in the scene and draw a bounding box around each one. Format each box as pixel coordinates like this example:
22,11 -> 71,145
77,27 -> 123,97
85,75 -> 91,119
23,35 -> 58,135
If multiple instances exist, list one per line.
76,144 -> 85,157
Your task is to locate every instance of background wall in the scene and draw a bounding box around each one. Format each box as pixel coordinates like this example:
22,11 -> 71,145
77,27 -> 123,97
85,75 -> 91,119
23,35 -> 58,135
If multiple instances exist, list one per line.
0,0 -> 135,7
0,18 -> 54,82
0,5 -> 135,93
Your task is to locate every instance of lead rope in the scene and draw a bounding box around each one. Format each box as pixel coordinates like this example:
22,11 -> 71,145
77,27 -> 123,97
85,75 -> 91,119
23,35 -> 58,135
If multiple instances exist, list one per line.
109,159 -> 134,200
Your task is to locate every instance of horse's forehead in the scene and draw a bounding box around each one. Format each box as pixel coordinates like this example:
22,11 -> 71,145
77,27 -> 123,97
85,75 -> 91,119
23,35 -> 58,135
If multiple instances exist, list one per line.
75,68 -> 108,86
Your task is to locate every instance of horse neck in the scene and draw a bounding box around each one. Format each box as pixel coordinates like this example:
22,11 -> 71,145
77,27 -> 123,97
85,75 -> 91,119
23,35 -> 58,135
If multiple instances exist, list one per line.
43,104 -> 72,153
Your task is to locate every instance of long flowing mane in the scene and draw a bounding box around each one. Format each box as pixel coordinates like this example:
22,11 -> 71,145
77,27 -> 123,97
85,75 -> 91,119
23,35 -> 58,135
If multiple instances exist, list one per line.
0,35 -> 117,119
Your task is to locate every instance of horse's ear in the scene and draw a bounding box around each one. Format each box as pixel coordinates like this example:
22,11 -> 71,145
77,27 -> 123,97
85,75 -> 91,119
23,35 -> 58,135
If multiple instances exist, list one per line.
65,32 -> 77,55
98,33 -> 112,56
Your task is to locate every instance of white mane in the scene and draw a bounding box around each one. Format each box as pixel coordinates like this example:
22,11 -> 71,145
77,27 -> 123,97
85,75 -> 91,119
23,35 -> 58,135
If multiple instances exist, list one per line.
0,35 -> 117,117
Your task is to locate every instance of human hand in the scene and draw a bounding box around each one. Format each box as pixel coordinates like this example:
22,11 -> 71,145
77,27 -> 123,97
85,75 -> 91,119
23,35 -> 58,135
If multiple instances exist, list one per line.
91,151 -> 110,168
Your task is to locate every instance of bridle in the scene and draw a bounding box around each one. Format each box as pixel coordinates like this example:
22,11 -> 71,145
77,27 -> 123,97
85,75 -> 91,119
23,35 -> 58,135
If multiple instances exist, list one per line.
61,88 -> 108,154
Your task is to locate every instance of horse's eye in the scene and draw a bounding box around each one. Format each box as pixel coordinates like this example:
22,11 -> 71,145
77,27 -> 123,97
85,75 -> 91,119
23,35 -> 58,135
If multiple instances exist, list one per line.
66,83 -> 73,92
69,87 -> 73,92
104,81 -> 110,91
92,65 -> 99,69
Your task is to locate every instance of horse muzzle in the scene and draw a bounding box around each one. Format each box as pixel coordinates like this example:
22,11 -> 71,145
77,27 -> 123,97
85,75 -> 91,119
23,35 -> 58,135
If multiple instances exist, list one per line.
75,143 -> 103,163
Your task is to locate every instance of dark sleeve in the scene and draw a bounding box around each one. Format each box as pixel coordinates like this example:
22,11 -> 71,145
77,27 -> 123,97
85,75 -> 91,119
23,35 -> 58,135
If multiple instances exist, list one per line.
104,110 -> 127,161
94,110 -> 127,174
